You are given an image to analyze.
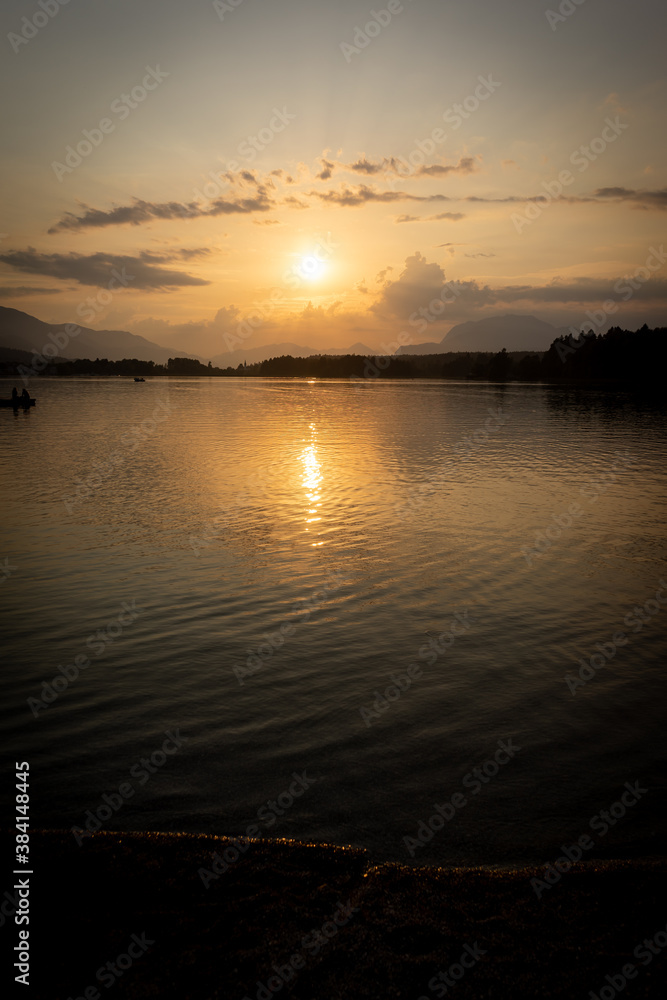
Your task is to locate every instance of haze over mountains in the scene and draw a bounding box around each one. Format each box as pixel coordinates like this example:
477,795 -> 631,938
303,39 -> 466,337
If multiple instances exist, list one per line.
208,341 -> 377,368
1,306 -> 577,368
0,307 -> 379,366
396,315 -> 572,355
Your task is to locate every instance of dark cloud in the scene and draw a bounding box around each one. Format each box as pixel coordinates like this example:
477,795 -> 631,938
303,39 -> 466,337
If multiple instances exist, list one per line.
370,252 -> 667,327
223,170 -> 275,190
465,194 -> 548,204
317,159 -> 335,180
141,248 -> 211,261
0,249 -> 209,290
414,157 -> 478,178
44,175 -> 667,242
386,187 -> 667,211
348,157 -> 386,175
284,196 -> 309,209
396,211 -> 466,223
463,188 -> 667,210
47,200 -> 196,233
205,191 -> 273,215
371,251 -> 449,320
592,187 -> 667,210
326,154 -> 478,180
309,185 -> 452,207
48,190 -> 274,233
0,286 -> 61,298
443,276 -> 667,307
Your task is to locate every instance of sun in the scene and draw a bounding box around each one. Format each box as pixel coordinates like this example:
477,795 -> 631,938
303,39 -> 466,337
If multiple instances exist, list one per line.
297,255 -> 327,281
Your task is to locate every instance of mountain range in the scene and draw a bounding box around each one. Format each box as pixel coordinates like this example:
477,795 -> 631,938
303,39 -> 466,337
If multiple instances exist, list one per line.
0,307 -> 193,366
0,307 -> 378,367
396,314 -> 572,354
0,307 -> 572,367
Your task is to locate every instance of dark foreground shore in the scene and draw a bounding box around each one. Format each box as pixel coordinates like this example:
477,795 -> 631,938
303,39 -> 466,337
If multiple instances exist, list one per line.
18,831 -> 667,999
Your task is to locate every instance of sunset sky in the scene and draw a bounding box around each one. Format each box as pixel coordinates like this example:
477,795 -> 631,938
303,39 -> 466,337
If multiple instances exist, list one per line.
1,0 -> 665,358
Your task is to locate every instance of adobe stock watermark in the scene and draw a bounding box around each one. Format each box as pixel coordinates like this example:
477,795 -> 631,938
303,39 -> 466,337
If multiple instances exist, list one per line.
554,246 -> 667,360
565,580 -> 667,694
27,600 -> 141,717
0,558 -> 18,584
350,278 -> 463,387
51,66 -> 169,181
530,780 -> 648,899
359,610 -> 472,726
188,490 -> 255,556
340,1 -> 408,63
589,918 -> 667,1000
385,75 -> 501,187
18,266 -> 135,384
241,899 -> 359,1000
8,0 -> 71,54
213,0 -> 245,21
393,406 -> 509,521
520,450 -> 636,567
62,398 -> 173,512
247,455 -> 293,497
221,233 -> 338,354
511,117 -> 628,233
0,886 -> 23,929
418,941 -> 488,999
545,0 -> 587,32
403,738 -> 522,857
72,730 -> 187,844
232,572 -> 348,684
198,771 -> 319,888
180,107 -> 296,212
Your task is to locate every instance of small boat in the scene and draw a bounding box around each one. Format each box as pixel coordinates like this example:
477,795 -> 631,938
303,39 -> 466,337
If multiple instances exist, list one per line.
134,377 -> 145,382
0,396 -> 36,408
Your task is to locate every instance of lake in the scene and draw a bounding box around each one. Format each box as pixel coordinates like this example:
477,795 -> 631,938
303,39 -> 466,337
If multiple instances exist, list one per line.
1,376 -> 665,866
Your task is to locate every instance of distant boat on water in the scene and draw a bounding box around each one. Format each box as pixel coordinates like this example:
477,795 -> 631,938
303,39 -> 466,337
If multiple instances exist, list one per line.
134,377 -> 146,382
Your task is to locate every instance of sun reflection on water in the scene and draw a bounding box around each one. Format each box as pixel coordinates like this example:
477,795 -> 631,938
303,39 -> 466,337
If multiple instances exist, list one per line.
299,424 -> 324,544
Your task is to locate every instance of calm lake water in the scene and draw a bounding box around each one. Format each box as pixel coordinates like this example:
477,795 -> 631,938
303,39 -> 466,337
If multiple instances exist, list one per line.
1,377 -> 666,865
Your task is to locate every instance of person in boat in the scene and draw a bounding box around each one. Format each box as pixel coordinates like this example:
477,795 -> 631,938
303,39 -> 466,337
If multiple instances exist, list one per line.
12,387 -> 19,403
20,387 -> 30,404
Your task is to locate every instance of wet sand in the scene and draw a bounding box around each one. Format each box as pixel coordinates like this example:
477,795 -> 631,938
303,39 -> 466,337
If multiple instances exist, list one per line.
23,830 -> 666,998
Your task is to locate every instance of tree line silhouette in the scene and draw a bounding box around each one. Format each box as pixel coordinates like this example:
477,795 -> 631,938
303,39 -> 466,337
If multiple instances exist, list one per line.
7,324 -> 664,384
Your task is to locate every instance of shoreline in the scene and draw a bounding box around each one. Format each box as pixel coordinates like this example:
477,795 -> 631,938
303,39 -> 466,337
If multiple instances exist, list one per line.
22,829 -> 667,998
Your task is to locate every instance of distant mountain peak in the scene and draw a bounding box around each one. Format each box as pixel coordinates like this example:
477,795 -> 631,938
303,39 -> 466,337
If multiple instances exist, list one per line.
396,314 -> 568,354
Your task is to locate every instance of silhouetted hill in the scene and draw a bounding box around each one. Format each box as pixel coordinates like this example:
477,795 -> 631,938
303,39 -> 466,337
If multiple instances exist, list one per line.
396,314 -> 570,354
0,306 -> 198,365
